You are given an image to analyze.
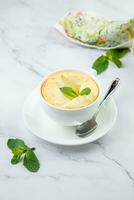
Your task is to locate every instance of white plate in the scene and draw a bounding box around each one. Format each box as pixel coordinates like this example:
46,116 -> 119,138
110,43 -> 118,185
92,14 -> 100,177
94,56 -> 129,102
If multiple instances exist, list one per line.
23,89 -> 117,146
55,11 -> 133,50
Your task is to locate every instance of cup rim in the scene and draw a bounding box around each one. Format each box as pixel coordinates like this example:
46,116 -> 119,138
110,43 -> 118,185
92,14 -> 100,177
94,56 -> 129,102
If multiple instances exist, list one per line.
39,69 -> 102,111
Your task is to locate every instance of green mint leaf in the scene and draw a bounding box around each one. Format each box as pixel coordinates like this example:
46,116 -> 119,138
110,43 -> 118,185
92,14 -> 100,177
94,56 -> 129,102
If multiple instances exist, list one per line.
92,48 -> 129,74
79,87 -> 91,96
60,87 -> 78,98
110,57 -> 123,68
12,148 -> 25,155
106,49 -> 129,59
106,50 -> 123,68
7,138 -> 40,173
7,139 -> 27,153
23,149 -> 40,172
11,154 -> 22,165
92,55 -> 109,74
106,48 -> 129,68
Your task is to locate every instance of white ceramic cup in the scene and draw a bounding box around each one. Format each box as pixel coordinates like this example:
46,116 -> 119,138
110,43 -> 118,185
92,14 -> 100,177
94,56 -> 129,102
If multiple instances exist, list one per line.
39,70 -> 102,126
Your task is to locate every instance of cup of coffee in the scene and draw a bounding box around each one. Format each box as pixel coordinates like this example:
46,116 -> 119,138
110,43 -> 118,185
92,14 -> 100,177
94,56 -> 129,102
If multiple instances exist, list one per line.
39,69 -> 102,126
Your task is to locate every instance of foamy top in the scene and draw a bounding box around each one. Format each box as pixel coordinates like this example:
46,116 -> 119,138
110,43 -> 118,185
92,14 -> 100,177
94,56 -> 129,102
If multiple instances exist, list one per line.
41,70 -> 99,109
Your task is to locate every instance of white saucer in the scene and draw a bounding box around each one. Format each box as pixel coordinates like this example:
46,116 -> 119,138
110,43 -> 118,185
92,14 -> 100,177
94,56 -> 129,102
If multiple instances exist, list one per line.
23,89 -> 117,146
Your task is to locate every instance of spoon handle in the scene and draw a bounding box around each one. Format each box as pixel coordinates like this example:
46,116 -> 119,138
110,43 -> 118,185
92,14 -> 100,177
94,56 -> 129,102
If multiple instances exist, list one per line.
100,78 -> 120,107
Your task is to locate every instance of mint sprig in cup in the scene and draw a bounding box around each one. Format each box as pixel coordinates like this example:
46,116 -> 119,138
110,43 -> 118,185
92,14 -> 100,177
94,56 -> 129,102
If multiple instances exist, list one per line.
60,86 -> 91,99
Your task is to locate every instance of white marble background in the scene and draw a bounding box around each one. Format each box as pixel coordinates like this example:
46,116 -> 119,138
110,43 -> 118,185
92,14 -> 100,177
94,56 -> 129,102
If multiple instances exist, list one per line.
0,0 -> 134,199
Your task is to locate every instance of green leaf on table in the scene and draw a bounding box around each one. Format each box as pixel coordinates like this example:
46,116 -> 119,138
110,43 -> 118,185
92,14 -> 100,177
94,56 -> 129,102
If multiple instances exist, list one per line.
79,87 -> 91,96
7,139 -> 27,153
7,138 -> 40,173
23,149 -> 40,172
92,48 -> 129,74
110,57 -> 123,68
106,49 -> 125,68
92,55 -> 109,74
106,49 -> 129,59
11,154 -> 22,165
60,87 -> 78,98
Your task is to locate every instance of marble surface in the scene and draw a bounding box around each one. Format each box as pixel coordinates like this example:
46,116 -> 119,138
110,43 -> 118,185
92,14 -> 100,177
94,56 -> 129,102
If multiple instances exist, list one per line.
0,0 -> 134,199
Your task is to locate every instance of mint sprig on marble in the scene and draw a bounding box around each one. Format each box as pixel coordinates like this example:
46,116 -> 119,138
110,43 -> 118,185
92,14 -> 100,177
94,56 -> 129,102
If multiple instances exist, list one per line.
92,48 -> 130,74
7,138 -> 40,172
